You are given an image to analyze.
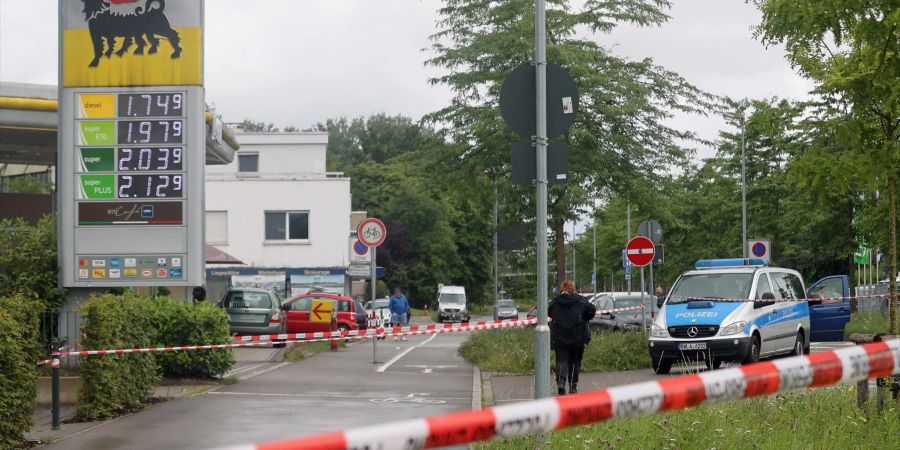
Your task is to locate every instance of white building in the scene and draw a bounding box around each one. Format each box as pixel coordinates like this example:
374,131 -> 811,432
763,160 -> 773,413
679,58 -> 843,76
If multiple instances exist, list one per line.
204,132 -> 352,300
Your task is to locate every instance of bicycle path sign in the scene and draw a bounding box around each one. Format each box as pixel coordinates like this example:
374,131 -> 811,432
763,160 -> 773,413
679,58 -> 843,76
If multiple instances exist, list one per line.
357,218 -> 387,247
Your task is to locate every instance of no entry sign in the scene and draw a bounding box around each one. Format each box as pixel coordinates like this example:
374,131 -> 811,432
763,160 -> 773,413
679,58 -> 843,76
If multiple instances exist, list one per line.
626,236 -> 655,267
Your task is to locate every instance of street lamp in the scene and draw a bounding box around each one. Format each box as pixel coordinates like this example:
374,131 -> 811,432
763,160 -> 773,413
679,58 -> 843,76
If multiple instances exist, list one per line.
724,111 -> 747,258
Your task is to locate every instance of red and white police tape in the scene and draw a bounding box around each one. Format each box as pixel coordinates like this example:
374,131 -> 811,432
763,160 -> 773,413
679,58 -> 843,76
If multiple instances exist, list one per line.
214,338 -> 900,450
231,305 -> 647,343
36,317 -> 538,365
666,293 -> 890,303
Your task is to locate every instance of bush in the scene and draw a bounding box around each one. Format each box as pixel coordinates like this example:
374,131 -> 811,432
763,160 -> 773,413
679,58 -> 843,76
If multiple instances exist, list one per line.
76,293 -> 159,421
0,216 -> 66,312
76,293 -> 234,419
844,312 -> 891,339
459,327 -> 650,374
0,295 -> 43,448
151,299 -> 234,378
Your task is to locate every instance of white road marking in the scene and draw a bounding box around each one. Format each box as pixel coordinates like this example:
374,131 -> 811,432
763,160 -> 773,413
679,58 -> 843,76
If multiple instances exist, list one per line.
238,362 -> 291,380
377,333 -> 438,373
224,363 -> 263,378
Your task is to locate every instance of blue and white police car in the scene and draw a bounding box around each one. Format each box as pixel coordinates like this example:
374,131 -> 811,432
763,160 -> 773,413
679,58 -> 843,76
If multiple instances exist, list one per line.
648,258 -> 852,374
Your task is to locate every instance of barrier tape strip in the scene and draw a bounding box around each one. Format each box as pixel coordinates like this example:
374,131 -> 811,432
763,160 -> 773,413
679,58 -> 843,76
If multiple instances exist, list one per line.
232,305 -> 647,343
214,338 -> 900,450
35,318 -> 538,366
666,293 -> 891,303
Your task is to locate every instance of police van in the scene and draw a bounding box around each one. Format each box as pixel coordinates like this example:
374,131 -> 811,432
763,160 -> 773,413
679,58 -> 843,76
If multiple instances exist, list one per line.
648,258 -> 851,374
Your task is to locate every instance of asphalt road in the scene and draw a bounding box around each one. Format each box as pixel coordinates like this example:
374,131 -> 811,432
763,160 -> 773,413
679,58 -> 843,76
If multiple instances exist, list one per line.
45,323 -> 474,450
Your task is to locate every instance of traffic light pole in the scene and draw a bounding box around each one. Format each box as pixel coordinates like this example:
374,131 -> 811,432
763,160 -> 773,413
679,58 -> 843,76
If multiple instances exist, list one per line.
534,0 -> 551,400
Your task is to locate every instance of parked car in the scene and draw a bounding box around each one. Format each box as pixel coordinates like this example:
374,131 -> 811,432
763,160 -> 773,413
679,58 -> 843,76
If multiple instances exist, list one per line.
353,300 -> 368,330
364,298 -> 391,328
281,292 -> 360,333
648,258 -> 851,374
590,293 -> 653,331
495,299 -> 519,320
219,287 -> 285,336
436,285 -> 470,323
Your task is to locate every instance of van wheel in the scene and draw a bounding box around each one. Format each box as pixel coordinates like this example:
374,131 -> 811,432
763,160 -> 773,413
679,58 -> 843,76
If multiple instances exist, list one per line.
742,334 -> 761,365
790,332 -> 804,357
652,358 -> 671,375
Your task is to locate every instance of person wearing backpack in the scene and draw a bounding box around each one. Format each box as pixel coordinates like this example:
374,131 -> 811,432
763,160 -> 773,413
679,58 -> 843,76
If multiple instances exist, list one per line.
548,279 -> 596,395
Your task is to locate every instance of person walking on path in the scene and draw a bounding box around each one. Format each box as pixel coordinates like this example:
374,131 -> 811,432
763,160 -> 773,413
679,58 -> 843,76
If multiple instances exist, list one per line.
389,288 -> 410,341
549,279 -> 596,395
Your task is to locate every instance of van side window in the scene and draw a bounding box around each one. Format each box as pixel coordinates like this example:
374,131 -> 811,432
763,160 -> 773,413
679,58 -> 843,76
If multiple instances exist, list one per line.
771,272 -> 805,300
337,301 -> 350,312
291,298 -> 311,311
756,275 -> 773,299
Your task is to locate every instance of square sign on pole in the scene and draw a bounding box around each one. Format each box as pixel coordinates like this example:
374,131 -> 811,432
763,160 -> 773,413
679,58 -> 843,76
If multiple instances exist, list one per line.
58,0 -> 205,287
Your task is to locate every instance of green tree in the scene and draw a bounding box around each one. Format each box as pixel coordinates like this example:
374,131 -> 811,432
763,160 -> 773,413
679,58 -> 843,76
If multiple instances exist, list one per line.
755,0 -> 900,332
238,119 -> 278,132
426,0 -> 715,289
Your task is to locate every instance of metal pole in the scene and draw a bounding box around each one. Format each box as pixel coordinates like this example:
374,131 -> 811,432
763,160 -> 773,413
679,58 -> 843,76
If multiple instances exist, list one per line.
640,267 -> 646,334
740,118 -> 747,258
51,350 -> 60,430
592,220 -> 597,294
534,0 -> 551,400
572,221 -> 576,288
493,176 -> 500,337
371,246 -> 378,363
626,204 -> 632,293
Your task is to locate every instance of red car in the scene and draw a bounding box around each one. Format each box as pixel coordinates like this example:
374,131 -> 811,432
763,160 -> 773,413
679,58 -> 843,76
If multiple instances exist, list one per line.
281,292 -> 360,333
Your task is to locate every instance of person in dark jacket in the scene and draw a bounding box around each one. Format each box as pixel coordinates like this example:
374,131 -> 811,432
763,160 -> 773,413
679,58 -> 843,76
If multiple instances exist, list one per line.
548,279 -> 596,395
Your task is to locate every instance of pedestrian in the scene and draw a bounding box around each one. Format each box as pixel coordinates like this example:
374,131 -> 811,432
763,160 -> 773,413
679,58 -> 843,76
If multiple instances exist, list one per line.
549,279 -> 596,395
389,288 -> 410,341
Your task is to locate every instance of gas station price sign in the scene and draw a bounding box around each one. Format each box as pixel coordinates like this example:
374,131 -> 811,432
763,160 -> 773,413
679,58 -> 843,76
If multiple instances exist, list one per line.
61,87 -> 204,286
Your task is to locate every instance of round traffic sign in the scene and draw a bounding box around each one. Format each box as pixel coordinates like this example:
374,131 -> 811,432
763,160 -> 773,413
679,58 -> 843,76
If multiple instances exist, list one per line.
357,218 -> 387,247
353,240 -> 369,256
626,236 -> 655,267
752,242 -> 767,258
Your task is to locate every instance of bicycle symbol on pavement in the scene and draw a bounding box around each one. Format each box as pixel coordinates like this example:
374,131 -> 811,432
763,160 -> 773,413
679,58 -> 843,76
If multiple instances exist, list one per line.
369,393 -> 446,404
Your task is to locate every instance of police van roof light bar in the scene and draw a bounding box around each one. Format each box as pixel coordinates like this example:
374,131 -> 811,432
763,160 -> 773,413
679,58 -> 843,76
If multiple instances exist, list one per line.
695,258 -> 767,269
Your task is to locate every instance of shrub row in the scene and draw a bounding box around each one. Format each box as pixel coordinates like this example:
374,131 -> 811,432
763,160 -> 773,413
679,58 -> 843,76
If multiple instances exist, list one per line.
76,293 -> 234,421
0,294 -> 43,448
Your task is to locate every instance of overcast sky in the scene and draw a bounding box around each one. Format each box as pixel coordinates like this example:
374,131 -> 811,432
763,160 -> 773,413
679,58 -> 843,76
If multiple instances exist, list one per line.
1,0 -> 812,159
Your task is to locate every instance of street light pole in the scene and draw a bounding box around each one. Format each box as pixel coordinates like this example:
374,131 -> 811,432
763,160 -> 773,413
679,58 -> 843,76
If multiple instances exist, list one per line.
740,116 -> 747,258
533,0 -> 551,400
592,219 -> 597,294
492,175 -> 499,331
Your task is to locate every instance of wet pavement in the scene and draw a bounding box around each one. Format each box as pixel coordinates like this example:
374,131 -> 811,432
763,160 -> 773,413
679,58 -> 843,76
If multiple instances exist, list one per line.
41,317 -> 474,450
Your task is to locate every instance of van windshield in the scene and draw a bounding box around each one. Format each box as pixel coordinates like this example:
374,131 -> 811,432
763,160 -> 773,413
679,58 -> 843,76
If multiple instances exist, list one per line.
667,273 -> 752,304
439,293 -> 466,305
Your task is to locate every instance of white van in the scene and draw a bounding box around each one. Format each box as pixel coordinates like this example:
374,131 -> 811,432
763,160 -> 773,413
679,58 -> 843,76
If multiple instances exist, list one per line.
436,285 -> 470,323
648,258 -> 850,374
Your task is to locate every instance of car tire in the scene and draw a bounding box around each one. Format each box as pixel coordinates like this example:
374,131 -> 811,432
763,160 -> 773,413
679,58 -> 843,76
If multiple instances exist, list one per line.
790,332 -> 804,357
273,323 -> 287,348
742,334 -> 761,365
652,357 -> 671,375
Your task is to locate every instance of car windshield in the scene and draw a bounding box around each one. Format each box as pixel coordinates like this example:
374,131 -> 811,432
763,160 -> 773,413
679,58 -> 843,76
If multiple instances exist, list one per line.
667,273 -> 753,304
497,300 -> 515,308
224,291 -> 272,309
439,293 -> 465,305
614,297 -> 643,309
373,300 -> 389,309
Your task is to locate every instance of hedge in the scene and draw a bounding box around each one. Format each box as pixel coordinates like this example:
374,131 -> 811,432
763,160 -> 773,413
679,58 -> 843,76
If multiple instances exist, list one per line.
0,294 -> 43,448
76,293 -> 234,420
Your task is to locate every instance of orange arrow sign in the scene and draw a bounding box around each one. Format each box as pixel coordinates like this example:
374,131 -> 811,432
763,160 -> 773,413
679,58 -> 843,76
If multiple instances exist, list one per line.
311,300 -> 333,323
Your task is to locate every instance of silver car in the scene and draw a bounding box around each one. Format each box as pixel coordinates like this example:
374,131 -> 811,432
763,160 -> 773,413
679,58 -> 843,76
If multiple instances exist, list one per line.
495,299 -> 519,320
590,293 -> 656,331
220,287 -> 285,336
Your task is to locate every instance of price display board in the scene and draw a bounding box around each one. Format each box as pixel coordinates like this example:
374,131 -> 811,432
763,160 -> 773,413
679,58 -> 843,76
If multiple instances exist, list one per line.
59,87 -> 205,287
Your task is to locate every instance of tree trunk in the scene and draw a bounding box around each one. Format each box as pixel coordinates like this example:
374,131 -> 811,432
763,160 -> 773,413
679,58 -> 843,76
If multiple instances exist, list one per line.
888,178 -> 897,335
554,218 -> 565,289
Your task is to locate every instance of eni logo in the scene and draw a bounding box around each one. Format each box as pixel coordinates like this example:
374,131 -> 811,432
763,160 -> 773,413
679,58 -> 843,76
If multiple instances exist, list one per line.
82,0 -> 182,67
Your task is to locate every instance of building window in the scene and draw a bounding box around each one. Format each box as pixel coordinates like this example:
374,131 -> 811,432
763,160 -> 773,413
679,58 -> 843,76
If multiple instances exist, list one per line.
206,211 -> 228,244
238,153 -> 259,173
265,211 -> 309,241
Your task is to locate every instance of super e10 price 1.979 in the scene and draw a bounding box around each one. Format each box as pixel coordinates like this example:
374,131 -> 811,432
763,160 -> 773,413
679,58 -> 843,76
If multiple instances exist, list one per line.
117,120 -> 183,145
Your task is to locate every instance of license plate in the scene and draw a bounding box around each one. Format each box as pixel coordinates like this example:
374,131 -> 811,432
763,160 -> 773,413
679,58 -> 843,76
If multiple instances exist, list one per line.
230,313 -> 265,323
678,342 -> 707,350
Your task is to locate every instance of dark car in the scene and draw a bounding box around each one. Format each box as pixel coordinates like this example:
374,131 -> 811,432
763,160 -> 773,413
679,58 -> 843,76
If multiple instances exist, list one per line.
590,292 -> 654,331
219,287 -> 285,336
353,300 -> 368,330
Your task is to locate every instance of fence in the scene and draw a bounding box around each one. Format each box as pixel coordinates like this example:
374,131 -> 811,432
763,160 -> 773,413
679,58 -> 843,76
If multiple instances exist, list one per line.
39,311 -> 83,369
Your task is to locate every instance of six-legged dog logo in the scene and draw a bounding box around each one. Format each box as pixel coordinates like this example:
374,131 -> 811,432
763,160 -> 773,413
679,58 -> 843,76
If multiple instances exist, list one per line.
82,0 -> 182,67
